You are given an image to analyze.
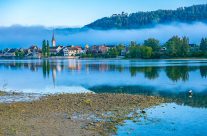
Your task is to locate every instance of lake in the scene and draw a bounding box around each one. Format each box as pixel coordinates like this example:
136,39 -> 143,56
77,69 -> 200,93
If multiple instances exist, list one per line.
0,59 -> 207,135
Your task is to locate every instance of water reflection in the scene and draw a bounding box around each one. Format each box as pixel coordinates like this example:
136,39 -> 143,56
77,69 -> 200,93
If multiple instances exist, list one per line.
0,59 -> 207,107
0,59 -> 207,82
130,67 -> 160,79
165,66 -> 190,82
200,66 -> 207,78
89,85 -> 207,108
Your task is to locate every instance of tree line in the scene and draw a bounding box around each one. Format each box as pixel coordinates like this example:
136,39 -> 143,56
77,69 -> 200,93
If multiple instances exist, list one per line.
82,36 -> 207,59
126,36 -> 207,59
86,4 -> 207,29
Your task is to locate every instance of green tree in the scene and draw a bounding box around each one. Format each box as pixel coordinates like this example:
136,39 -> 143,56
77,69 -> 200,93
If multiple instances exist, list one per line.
165,36 -> 190,57
180,37 -> 190,57
165,36 -> 180,57
46,40 -> 50,57
144,38 -> 160,51
15,50 -> 25,58
128,43 -> 141,58
42,40 -> 46,57
200,38 -> 207,51
107,48 -> 119,58
116,44 -> 125,56
140,46 -> 153,59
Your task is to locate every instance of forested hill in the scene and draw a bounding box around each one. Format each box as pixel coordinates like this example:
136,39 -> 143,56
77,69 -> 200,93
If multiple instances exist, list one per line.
85,4 -> 207,29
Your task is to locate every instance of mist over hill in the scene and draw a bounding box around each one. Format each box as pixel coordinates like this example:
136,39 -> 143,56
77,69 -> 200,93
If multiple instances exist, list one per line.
1,4 -> 207,49
1,22 -> 207,49
85,4 -> 207,29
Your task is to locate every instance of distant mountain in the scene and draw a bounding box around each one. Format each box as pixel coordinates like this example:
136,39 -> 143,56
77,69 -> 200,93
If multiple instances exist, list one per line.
85,4 -> 207,29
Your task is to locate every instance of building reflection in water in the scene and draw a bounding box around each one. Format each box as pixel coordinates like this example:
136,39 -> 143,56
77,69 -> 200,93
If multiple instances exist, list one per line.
0,60 -> 207,83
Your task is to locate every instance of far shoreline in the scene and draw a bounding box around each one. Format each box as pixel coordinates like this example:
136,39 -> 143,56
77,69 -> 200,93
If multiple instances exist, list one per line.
0,57 -> 207,61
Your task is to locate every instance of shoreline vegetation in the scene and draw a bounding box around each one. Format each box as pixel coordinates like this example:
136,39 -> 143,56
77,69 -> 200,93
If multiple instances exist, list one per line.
1,36 -> 207,60
0,93 -> 167,136
1,56 -> 207,60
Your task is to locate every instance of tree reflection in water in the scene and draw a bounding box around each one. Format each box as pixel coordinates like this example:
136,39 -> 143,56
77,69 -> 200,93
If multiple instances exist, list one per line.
89,85 -> 207,108
0,60 -> 207,82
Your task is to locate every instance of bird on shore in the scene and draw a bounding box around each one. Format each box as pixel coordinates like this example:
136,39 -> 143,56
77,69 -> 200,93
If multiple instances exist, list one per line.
188,90 -> 193,97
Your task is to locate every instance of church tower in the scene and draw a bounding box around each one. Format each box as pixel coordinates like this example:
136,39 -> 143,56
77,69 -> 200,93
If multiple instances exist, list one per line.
52,29 -> 56,47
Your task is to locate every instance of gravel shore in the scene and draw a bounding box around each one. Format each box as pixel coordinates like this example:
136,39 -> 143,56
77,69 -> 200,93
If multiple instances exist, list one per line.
0,93 -> 166,136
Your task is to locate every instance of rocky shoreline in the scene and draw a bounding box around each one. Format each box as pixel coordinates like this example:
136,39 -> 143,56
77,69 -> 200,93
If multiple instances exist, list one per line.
0,93 -> 167,136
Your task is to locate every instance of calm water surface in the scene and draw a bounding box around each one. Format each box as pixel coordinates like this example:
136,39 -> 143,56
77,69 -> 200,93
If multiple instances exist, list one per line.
0,59 -> 207,135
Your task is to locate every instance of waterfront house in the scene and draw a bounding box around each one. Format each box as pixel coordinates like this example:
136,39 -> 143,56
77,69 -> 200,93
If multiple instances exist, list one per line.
90,45 -> 109,54
90,45 -> 99,54
25,45 -> 42,58
121,47 -> 129,56
49,46 -> 63,56
75,46 -> 83,54
0,50 -> 3,57
84,44 -> 90,53
189,44 -> 199,52
98,45 -> 109,54
59,46 -> 79,56
3,48 -> 10,54
161,47 -> 167,51
23,46 -> 40,58
68,47 -> 79,56
60,47 -> 69,56
3,48 -> 17,57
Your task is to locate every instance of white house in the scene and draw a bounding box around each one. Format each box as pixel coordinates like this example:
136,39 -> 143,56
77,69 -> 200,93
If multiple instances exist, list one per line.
60,47 -> 79,56
49,46 -> 63,56
3,49 -> 16,57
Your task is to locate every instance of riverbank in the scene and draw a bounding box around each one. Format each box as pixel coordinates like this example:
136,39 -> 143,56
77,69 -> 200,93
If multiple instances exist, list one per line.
0,93 -> 166,136
1,56 -> 207,60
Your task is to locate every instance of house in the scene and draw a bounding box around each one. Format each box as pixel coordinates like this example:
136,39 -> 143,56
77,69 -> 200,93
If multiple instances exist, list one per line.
49,46 -> 63,56
29,45 -> 38,51
90,45 -> 99,54
121,47 -> 129,56
90,45 -> 109,54
68,47 -> 79,56
111,12 -> 128,17
161,47 -> 167,51
0,50 -> 3,57
75,46 -> 83,54
59,46 -> 79,56
98,45 -> 109,53
24,45 -> 42,58
3,48 -> 10,54
189,44 -> 199,52
60,47 -> 69,56
3,48 -> 17,57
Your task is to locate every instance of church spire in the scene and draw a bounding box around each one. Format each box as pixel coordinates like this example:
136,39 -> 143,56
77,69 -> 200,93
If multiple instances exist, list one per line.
52,28 -> 56,47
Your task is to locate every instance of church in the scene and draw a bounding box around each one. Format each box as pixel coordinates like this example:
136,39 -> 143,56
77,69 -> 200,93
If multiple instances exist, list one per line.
49,30 -> 63,56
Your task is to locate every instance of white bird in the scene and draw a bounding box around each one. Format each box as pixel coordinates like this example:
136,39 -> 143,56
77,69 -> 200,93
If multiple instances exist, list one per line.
188,90 -> 193,96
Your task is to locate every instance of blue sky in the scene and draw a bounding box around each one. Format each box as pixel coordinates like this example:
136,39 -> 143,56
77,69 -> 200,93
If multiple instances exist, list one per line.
0,0 -> 206,27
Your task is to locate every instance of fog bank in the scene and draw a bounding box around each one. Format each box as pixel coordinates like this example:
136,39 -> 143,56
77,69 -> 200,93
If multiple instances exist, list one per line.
0,22 -> 207,49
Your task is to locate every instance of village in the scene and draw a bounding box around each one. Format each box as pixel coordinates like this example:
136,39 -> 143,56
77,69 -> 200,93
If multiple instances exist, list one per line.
0,30 -> 205,59
0,31 -> 129,59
